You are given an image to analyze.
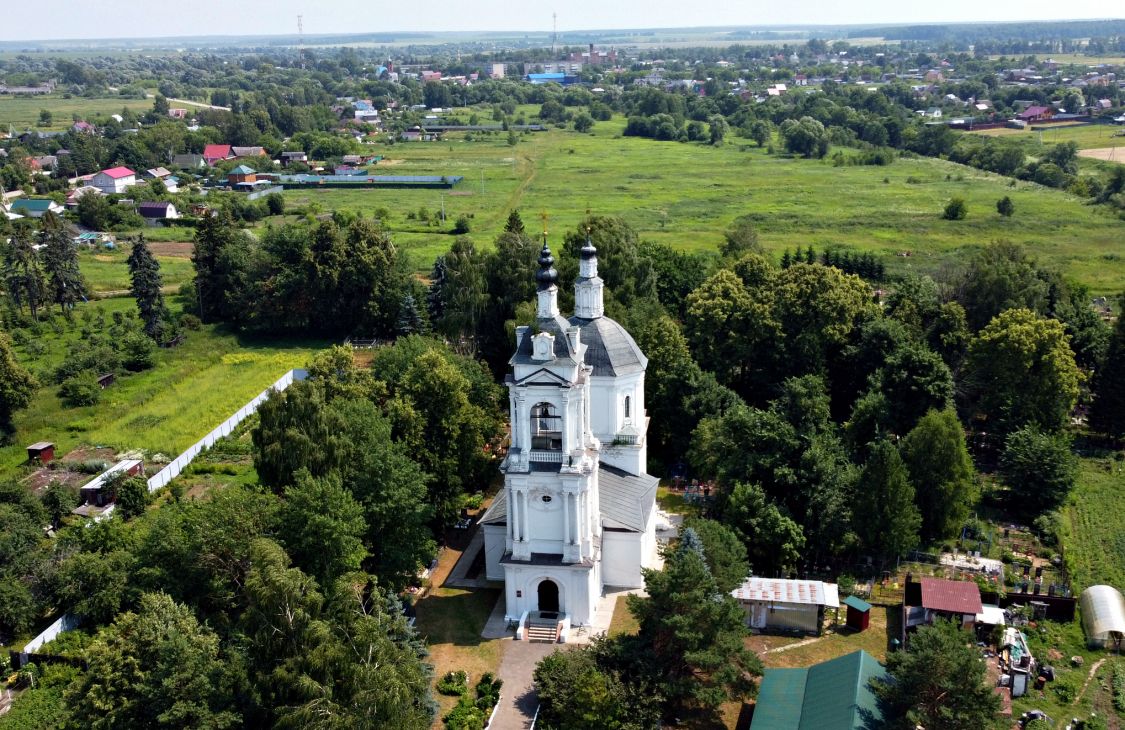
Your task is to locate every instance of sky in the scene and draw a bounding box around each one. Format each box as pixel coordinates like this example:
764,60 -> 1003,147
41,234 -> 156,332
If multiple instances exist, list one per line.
1,0 -> 1119,42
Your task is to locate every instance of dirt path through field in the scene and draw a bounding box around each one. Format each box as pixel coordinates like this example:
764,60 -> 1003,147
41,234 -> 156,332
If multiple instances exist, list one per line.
1074,657 -> 1107,705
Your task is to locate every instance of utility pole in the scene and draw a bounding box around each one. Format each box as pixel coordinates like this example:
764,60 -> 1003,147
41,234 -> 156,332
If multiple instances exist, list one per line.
552,12 -> 557,57
297,15 -> 305,69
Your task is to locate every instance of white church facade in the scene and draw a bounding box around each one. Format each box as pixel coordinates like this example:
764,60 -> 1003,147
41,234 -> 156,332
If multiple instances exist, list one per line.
479,235 -> 660,628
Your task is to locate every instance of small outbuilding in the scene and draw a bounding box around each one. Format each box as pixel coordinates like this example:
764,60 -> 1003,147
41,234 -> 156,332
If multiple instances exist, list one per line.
750,650 -> 887,729
732,577 -> 840,635
1079,585 -> 1125,649
844,595 -> 872,631
27,441 -> 55,464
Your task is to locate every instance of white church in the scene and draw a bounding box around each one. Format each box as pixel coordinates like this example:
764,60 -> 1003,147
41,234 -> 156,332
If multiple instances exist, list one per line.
479,235 -> 660,631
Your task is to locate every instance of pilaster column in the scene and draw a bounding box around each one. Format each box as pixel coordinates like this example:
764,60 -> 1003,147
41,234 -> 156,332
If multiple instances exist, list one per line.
562,490 -> 570,548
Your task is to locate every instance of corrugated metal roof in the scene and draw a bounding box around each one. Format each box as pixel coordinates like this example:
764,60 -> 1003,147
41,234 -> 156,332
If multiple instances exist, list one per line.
732,578 -> 837,607
598,463 -> 658,532
919,577 -> 983,615
751,651 -> 886,730
568,316 -> 647,377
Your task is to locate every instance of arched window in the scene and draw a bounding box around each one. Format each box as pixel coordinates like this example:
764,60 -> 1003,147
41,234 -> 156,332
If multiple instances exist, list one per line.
531,402 -> 562,451
623,395 -> 631,420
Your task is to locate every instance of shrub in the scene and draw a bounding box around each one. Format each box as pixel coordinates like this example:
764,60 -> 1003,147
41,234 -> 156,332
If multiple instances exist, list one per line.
121,332 -> 156,372
942,197 -> 968,220
58,373 -> 101,408
437,670 -> 468,696
179,313 -> 202,331
996,196 -> 1014,217
452,215 -> 471,235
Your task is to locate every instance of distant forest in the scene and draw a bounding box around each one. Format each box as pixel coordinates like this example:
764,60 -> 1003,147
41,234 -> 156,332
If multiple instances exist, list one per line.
851,19 -> 1125,44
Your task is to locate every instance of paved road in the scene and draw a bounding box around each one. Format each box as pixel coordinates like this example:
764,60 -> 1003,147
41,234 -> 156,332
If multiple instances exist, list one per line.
489,639 -> 560,730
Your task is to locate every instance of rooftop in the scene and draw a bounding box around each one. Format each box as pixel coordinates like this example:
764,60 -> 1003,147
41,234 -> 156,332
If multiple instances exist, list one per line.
733,578 -> 841,608
919,577 -> 983,615
98,166 -> 135,179
750,650 -> 887,730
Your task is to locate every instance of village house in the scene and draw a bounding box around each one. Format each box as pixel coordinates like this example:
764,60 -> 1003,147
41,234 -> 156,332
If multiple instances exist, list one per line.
731,577 -> 841,635
65,186 -> 102,209
904,576 -> 983,632
91,166 -> 137,195
72,459 -> 144,516
202,144 -> 234,165
71,121 -> 96,134
137,201 -> 179,223
168,108 -> 188,119
280,151 -> 308,165
750,650 -> 887,729
231,146 -> 266,159
1018,105 -> 1053,123
9,198 -> 66,218
227,165 -> 257,187
171,153 -> 206,170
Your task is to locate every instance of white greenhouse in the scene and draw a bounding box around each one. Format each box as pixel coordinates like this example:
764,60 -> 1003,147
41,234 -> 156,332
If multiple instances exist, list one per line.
1079,585 -> 1125,649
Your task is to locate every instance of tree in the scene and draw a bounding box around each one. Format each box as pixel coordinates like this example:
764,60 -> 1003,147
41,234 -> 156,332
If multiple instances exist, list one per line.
996,195 -> 1015,217
52,550 -> 133,624
850,344 -> 954,439
853,440 -> 920,560
65,592 -> 241,729
3,226 -> 47,319
723,482 -> 805,576
40,212 -> 87,313
957,242 -> 1050,331
682,518 -> 749,594
58,371 -> 101,407
720,217 -> 763,259
748,119 -> 773,147
504,209 -> 525,234
1000,426 -> 1077,514
127,236 -> 171,340
396,293 -> 426,336
0,333 -> 36,440
901,409 -> 977,541
41,481 -> 77,528
1090,299 -> 1125,439
707,115 -> 729,145
265,192 -> 285,216
773,263 -> 875,372
279,470 -> 368,588
534,643 -> 660,730
626,529 -> 761,719
942,197 -> 968,220
966,308 -> 1081,433
779,116 -> 829,158
192,211 -> 250,324
573,112 -> 594,133
874,619 -> 1000,729
115,476 -> 149,519
37,109 -> 52,126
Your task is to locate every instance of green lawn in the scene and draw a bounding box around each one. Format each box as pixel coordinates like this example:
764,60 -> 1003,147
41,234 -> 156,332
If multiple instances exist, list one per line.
288,117 -> 1125,295
0,94 -> 153,130
1,297 -> 322,479
969,122 -> 1125,151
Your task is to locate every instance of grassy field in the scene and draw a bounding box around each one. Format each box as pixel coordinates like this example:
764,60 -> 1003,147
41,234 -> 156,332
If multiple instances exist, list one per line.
1059,456 -> 1125,593
1,297 -> 321,480
78,242 -> 194,294
969,122 -> 1125,151
0,94 -> 153,130
287,117 -> 1125,295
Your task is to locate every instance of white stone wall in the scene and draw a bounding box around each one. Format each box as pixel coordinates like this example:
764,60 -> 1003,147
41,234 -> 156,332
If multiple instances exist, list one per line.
601,530 -> 646,588
483,524 -> 506,581
503,562 -> 599,625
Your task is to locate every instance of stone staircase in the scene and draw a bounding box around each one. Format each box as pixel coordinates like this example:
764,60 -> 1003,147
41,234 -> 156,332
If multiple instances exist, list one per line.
525,612 -> 562,643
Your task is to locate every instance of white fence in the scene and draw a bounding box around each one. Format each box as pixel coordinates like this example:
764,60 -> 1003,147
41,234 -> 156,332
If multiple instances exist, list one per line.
146,368 -> 307,493
21,368 -> 309,655
22,613 -> 83,653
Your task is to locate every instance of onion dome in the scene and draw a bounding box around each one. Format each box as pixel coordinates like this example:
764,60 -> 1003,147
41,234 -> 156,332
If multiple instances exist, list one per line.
536,243 -> 558,289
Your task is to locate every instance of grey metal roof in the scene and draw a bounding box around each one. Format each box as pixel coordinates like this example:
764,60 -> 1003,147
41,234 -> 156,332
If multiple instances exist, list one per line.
598,463 -> 658,532
568,316 -> 648,377
509,314 -> 578,368
479,489 -> 507,525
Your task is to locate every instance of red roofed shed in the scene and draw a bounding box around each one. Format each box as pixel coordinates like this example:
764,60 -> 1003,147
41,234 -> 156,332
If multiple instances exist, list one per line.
203,144 -> 233,164
907,577 -> 983,630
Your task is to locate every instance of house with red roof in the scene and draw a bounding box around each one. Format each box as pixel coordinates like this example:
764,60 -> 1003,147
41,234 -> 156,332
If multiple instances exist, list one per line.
91,166 -> 137,195
1017,105 -> 1053,122
904,576 -> 983,632
202,144 -> 234,165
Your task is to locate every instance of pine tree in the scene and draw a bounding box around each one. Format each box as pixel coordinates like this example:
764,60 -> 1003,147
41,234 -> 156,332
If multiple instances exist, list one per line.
504,209 -> 525,234
3,226 -> 47,320
1091,299 -> 1125,439
804,245 -> 816,264
39,212 -> 87,313
626,527 -> 762,718
854,440 -> 921,561
396,293 -> 426,336
780,249 -> 792,269
128,235 -> 170,341
426,255 -> 448,324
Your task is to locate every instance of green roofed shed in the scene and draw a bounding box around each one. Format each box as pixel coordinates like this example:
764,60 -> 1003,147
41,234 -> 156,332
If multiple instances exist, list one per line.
750,650 -> 886,730
844,595 -> 872,631
229,165 -> 257,175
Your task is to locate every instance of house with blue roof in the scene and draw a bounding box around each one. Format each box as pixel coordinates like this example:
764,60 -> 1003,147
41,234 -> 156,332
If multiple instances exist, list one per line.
9,198 -> 65,218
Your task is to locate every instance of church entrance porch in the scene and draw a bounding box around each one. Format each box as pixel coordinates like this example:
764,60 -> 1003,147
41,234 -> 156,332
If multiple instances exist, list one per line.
537,579 -> 560,613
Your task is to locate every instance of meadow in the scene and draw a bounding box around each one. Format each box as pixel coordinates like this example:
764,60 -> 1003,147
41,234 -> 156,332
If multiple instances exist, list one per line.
0,94 -> 153,130
968,121 -> 1125,151
287,118 -> 1125,295
0,296 -> 321,480
77,243 -> 194,294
